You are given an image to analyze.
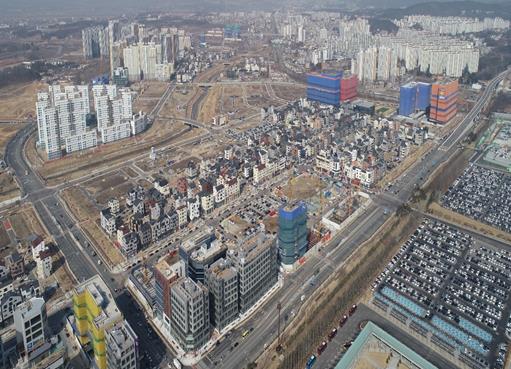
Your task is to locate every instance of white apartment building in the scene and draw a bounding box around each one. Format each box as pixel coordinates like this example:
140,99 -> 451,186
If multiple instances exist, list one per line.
65,131 -> 98,154
123,43 -> 172,81
82,26 -> 109,59
101,122 -> 132,144
92,85 -> 132,131
36,85 -> 92,159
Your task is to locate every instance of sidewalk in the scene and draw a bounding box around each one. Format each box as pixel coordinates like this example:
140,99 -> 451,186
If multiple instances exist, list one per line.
151,277 -> 283,366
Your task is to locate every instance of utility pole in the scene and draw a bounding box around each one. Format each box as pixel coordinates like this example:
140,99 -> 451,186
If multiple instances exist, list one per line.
277,301 -> 282,352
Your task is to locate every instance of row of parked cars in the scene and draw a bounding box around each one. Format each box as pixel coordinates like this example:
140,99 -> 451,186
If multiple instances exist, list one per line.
306,304 -> 358,369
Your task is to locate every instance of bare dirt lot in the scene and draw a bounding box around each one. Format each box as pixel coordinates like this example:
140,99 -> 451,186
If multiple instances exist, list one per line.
61,186 -> 123,265
31,120 -> 198,186
271,84 -> 306,101
0,81 -> 46,121
7,205 -> 48,241
282,175 -> 325,201
0,172 -> 20,202
83,171 -> 127,195
132,81 -> 168,113
0,123 -> 28,156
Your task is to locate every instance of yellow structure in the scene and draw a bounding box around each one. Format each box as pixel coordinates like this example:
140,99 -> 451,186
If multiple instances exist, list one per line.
72,275 -> 122,369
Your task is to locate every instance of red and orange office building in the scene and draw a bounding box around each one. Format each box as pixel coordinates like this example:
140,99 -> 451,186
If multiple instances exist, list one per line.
429,80 -> 459,124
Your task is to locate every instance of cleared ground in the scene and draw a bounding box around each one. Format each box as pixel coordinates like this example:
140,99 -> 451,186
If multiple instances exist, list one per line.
0,81 -> 46,120
30,121 -> 199,186
0,172 -> 20,202
61,186 -> 124,265
282,175 -> 325,201
132,81 -> 168,113
7,205 -> 48,241
271,84 -> 306,101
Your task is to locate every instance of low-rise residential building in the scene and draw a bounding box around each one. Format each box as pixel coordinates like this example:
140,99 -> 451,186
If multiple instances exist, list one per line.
154,178 -> 170,197
120,232 -> 139,259
5,252 -> 24,279
101,209 -> 117,235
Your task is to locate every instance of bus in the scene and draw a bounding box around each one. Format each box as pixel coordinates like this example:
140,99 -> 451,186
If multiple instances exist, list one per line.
306,355 -> 316,369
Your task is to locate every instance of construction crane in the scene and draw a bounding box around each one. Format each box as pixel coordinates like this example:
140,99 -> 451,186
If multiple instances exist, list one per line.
347,179 -> 360,217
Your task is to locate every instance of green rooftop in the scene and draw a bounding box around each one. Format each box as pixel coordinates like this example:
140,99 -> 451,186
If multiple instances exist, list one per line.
333,321 -> 439,369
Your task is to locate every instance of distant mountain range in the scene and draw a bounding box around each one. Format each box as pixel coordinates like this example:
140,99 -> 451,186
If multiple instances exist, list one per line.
375,1 -> 511,20
0,0 -> 510,19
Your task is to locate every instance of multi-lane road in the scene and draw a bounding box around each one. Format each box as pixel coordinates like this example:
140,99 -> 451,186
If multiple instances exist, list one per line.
5,117 -> 170,369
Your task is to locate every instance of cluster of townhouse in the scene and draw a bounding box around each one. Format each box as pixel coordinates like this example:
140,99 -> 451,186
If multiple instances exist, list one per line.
0,236 -> 51,326
100,157 -> 245,259
231,99 -> 428,188
0,235 -> 69,369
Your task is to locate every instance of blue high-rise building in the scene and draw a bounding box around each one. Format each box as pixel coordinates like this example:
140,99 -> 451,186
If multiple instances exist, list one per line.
399,82 -> 432,116
278,203 -> 308,266
416,82 -> 432,111
307,72 -> 342,106
399,83 -> 417,116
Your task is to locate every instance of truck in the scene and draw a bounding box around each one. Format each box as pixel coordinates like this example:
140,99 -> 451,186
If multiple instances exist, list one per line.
172,358 -> 182,369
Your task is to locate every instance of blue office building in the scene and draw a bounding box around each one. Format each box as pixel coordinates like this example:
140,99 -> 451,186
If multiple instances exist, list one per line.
416,82 -> 432,110
307,72 -> 342,106
399,82 -> 432,116
278,203 -> 308,266
399,83 -> 417,116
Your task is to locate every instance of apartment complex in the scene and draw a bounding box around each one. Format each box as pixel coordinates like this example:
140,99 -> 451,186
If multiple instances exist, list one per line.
82,26 -> 109,59
123,42 -> 174,82
36,84 -> 147,159
36,85 -> 94,159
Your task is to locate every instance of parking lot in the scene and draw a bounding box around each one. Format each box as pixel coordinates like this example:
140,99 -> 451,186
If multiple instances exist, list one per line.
442,165 -> 511,233
220,193 -> 282,239
372,219 -> 511,369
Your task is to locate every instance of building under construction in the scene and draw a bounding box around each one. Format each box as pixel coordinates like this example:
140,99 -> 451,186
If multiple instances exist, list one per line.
277,202 -> 308,267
